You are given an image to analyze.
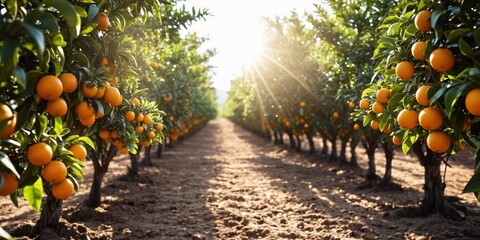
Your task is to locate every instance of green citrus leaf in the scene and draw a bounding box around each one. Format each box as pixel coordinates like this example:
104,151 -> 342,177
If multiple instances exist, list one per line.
23,177 -> 43,212
0,152 -> 20,178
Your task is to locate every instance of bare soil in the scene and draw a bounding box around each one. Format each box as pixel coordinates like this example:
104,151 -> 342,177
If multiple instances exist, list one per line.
1,118 -> 480,239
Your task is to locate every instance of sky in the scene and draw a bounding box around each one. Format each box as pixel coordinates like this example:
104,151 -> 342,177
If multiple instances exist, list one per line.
182,0 -> 318,92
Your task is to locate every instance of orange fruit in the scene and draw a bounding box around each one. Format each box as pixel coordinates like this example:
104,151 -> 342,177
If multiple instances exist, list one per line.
147,131 -> 155,139
168,116 -> 174,122
59,73 -> 78,93
52,179 -> 74,200
79,114 -> 95,127
0,172 -> 18,196
69,144 -> 87,161
396,61 -> 415,80
95,110 -> 104,119
359,98 -> 370,110
96,12 -> 109,31
141,141 -> 151,148
135,125 -> 144,134
47,97 -> 68,117
132,97 -> 140,107
466,88 -> 480,116
75,101 -> 94,119
372,102 -> 385,114
411,41 -> 427,60
0,103 -> 15,138
99,129 -> 110,140
392,135 -> 402,146
299,101 -> 306,107
164,96 -> 172,103
397,109 -> 418,129
136,112 -> 144,123
415,85 -> 431,106
415,10 -> 432,32
37,75 -> 63,100
94,87 -> 106,99
429,48 -> 455,72
371,119 -> 380,130
332,112 -> 339,119
104,87 -> 123,107
27,142 -> 53,166
82,83 -> 98,98
119,146 -> 129,154
110,77 -> 119,85
382,124 -> 391,134
41,160 -> 67,183
125,111 -> 135,122
419,107 -> 443,131
348,101 -> 355,109
150,62 -> 158,69
143,114 -> 152,125
376,88 -> 390,104
427,131 -> 451,153
100,57 -> 108,67
154,123 -> 164,131
111,130 -> 119,139
353,123 -> 360,131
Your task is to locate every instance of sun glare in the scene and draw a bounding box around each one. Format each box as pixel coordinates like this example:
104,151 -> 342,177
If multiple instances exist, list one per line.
237,20 -> 266,66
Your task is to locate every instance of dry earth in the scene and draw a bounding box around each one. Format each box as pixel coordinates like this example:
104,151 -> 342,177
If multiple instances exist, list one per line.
1,118 -> 480,239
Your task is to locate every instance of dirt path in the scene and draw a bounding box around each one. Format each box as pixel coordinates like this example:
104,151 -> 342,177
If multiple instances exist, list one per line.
2,118 -> 480,239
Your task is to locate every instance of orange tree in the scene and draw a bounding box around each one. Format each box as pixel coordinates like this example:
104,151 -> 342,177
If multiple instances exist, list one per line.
361,0 -> 480,216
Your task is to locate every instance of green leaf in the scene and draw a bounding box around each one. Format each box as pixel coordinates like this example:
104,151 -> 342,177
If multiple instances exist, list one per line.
0,37 -> 20,84
459,37 -> 473,57
444,81 -> 471,118
44,0 -> 80,40
474,27 -> 480,45
429,86 -> 446,105
447,28 -> 470,42
78,136 -> 95,150
0,152 -> 20,178
13,66 -> 27,90
23,177 -> 43,211
36,115 -> 49,139
5,0 -> 17,18
68,163 -> 84,180
463,171 -> 480,193
20,22 -> 45,55
54,117 -> 63,136
402,130 -> 419,155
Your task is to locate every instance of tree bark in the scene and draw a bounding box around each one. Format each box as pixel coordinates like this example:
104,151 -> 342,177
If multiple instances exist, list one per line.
273,131 -> 280,144
350,136 -> 359,167
381,141 -> 395,186
307,133 -> 315,154
142,146 -> 153,166
156,142 -> 164,158
287,131 -> 296,149
339,137 -> 349,164
87,140 -> 117,208
128,151 -> 139,177
87,170 -> 106,208
295,135 -> 302,152
364,133 -> 380,182
320,132 -> 329,156
33,184 -> 62,235
329,134 -> 338,161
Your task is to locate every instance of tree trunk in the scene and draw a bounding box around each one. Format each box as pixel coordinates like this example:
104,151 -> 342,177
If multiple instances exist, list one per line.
33,184 -> 62,234
350,136 -> 359,167
329,134 -> 337,161
321,133 -> 329,156
87,141 -> 117,208
381,141 -> 395,186
307,133 -> 315,154
128,152 -> 139,177
142,146 -> 153,166
412,142 -> 446,213
295,135 -> 302,152
279,131 -> 284,144
273,131 -> 280,144
87,170 -> 106,208
156,142 -> 163,158
287,131 -> 296,149
339,137 -> 349,164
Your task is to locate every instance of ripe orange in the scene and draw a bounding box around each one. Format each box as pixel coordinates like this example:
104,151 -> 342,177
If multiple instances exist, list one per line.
372,102 -> 385,114
141,141 -> 151,148
143,114 -> 153,125
150,62 -> 158,69
110,77 -> 119,85
125,111 -> 135,122
415,84 -> 431,106
348,101 -> 355,109
419,107 -> 443,130
0,103 -> 15,138
136,112 -> 144,122
59,73 -> 78,93
154,123 -> 164,131
164,96 -> 172,103
466,88 -> 480,116
371,119 -> 380,130
427,131 -> 451,153
104,87 -> 123,107
132,97 -> 140,107
353,123 -> 360,131
69,144 -> 87,161
382,124 -> 391,134
96,12 -> 109,31
376,88 -> 390,104
359,98 -> 369,110
75,101 -> 94,119
397,109 -> 418,129
0,172 -> 18,196
52,179 -> 74,200
168,116 -> 174,122
47,97 -> 68,117
299,101 -> 306,107
111,130 -> 119,139
99,129 -> 110,140
100,57 -> 108,67
27,142 -> 53,166
95,110 -> 104,119
332,112 -> 339,119
415,10 -> 432,32
411,41 -> 427,60
392,135 -> 402,146
37,75 -> 63,100
41,161 -> 67,183
79,114 -> 95,127
82,83 -> 98,98
119,146 -> 129,154
135,125 -> 144,134
147,131 -> 155,139
429,48 -> 455,72
94,87 -> 106,99
396,61 -> 415,80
